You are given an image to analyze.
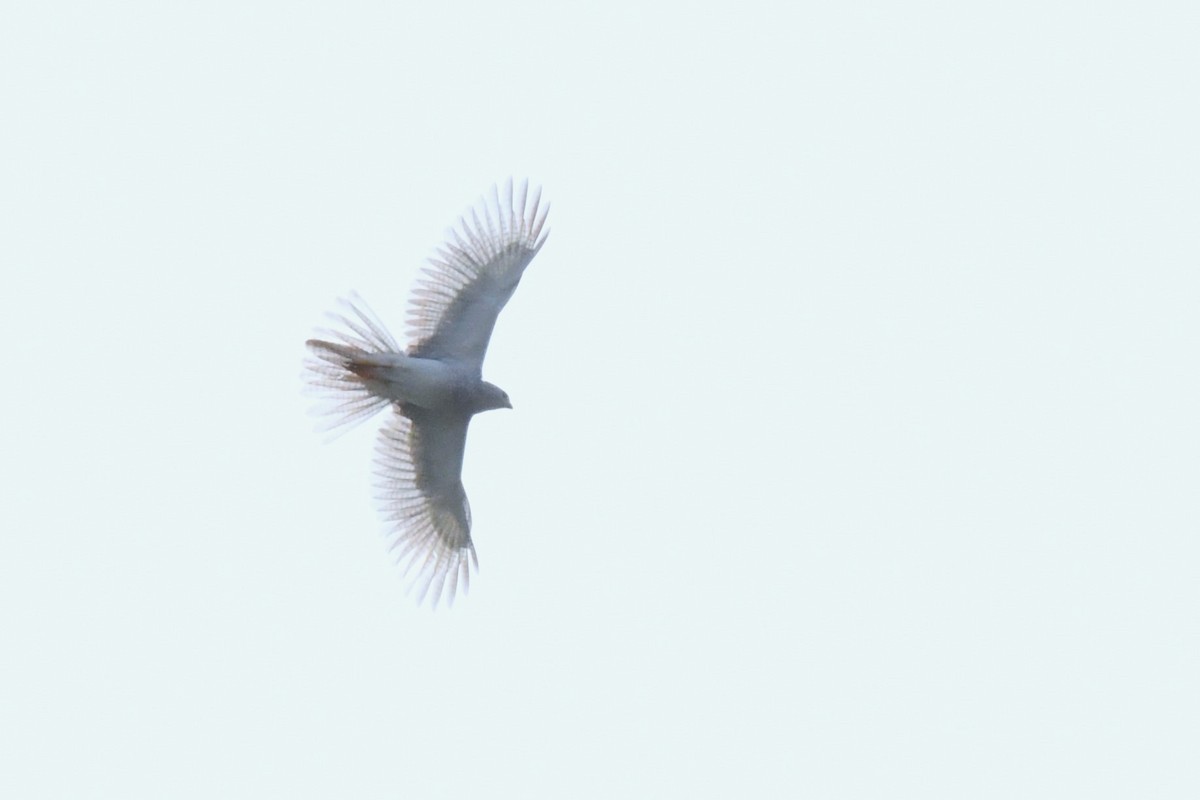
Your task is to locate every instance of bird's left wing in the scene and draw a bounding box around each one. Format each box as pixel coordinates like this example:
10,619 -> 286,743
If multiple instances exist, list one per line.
374,405 -> 478,608
407,179 -> 549,370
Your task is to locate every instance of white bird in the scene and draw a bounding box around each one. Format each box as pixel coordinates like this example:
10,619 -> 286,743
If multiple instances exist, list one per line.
303,180 -> 550,608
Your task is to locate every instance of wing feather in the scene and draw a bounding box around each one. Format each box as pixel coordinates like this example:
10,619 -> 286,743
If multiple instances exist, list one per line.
374,406 -> 478,608
407,179 -> 549,369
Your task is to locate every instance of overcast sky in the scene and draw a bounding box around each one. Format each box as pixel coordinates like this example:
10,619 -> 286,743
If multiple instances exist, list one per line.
2,2 -> 1197,798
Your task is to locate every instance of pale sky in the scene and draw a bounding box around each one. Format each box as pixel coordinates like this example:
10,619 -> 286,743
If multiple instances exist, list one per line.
2,2 -> 1197,798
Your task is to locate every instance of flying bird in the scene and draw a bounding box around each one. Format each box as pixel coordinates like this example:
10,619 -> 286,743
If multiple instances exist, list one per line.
303,180 -> 550,608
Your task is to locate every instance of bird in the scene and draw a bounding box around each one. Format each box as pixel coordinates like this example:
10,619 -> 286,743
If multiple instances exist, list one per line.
302,179 -> 550,608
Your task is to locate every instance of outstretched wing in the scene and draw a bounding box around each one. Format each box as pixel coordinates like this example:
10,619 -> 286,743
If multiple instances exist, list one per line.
407,179 -> 549,370
374,406 -> 478,608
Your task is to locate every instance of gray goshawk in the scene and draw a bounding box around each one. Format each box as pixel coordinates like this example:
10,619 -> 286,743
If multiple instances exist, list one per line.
303,180 -> 550,607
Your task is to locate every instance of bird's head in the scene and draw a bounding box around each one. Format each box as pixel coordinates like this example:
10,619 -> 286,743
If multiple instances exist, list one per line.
476,381 -> 513,412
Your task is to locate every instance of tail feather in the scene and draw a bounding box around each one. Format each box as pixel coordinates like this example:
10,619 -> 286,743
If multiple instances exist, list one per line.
302,293 -> 403,436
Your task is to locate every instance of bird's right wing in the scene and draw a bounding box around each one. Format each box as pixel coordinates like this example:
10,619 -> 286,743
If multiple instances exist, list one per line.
407,179 -> 549,371
374,406 -> 478,608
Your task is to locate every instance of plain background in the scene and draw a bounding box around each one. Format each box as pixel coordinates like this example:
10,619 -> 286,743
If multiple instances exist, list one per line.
2,1 -> 1197,797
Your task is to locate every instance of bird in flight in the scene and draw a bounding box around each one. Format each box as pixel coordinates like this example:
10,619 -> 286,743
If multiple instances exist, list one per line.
303,180 -> 550,608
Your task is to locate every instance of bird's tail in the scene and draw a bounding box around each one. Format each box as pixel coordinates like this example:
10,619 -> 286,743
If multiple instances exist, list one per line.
302,293 -> 404,436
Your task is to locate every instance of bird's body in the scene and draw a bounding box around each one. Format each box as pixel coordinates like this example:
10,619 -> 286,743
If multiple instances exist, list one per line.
303,180 -> 549,607
311,345 -> 501,412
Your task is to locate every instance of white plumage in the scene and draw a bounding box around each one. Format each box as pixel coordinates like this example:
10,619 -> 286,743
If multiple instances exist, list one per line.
303,180 -> 549,607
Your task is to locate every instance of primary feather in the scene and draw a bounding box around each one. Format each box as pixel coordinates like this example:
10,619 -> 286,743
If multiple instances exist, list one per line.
408,180 -> 549,369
